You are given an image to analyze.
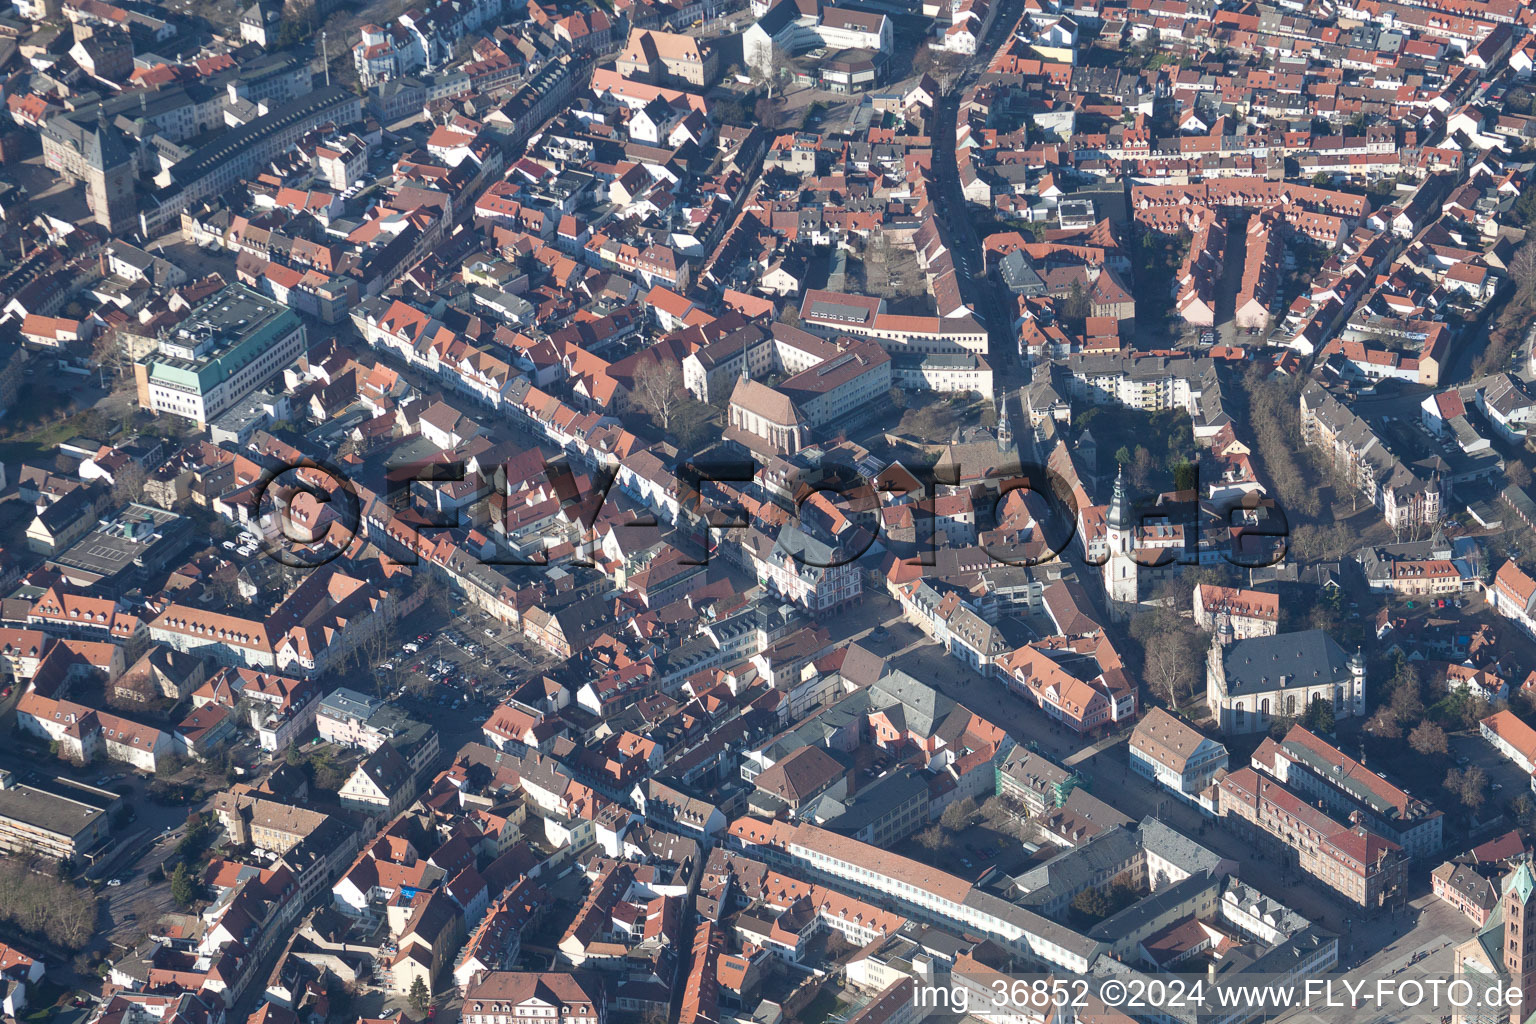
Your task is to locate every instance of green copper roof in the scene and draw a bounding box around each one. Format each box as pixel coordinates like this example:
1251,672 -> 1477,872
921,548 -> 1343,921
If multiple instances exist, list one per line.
1508,861 -> 1536,905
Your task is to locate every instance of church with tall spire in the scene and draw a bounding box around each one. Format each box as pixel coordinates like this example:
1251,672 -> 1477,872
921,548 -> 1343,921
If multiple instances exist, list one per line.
1103,464 -> 1138,614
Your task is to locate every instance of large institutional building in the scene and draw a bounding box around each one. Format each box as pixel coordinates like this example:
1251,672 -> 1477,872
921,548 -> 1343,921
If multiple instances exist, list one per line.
1454,860 -> 1536,1024
1205,625 -> 1366,734
133,284 -> 306,426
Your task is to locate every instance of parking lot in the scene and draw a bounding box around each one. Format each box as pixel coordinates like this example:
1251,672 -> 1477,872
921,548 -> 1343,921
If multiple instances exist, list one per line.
1449,729 -> 1528,812
216,525 -> 265,560
377,613 -> 558,739
387,628 -> 492,709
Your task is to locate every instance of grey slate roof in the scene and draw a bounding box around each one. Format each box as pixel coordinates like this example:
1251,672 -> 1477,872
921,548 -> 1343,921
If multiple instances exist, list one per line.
1138,817 -> 1229,879
1218,629 -> 1353,698
1014,825 -> 1140,906
1088,872 -> 1222,941
870,669 -> 955,737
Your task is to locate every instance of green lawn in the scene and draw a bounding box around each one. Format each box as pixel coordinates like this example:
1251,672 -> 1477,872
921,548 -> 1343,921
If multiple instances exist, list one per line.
0,387 -> 90,466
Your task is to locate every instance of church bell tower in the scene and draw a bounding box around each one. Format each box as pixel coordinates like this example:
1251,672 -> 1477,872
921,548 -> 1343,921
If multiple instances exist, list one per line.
1104,465 -> 1138,613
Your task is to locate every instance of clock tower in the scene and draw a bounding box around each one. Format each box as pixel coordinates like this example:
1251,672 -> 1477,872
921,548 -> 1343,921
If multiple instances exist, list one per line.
1104,465 -> 1138,614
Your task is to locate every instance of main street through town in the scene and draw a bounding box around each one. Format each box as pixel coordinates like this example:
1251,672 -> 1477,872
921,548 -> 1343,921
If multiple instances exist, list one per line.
930,0 -> 1027,401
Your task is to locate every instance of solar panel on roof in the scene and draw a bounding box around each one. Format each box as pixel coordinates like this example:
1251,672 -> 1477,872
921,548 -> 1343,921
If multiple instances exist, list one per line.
816,354 -> 856,376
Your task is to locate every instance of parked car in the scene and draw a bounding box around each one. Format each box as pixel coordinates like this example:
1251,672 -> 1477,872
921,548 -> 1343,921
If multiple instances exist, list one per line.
107,879 -> 122,887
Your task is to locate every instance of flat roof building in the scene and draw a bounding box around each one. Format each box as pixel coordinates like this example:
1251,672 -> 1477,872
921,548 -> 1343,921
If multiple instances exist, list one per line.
134,283 -> 307,425
0,769 -> 119,862
48,503 -> 188,594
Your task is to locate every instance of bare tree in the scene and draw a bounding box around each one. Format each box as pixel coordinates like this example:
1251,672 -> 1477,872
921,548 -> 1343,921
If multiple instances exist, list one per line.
1366,707 -> 1401,738
0,858 -> 97,950
980,795 -> 1012,822
1243,365 -> 1321,521
916,48 -> 966,95
823,931 -> 856,961
912,42 -> 938,80
632,362 -> 686,432
1142,634 -> 1191,705
1408,720 -> 1448,756
914,824 -> 946,851
864,235 -> 891,295
1460,765 -> 1488,812
1292,523 -> 1352,563
1511,242 -> 1536,302
1129,445 -> 1156,493
411,569 -> 450,620
357,628 -> 396,694
1389,669 -> 1424,722
1133,604 -> 1195,706
940,797 -> 977,831
754,96 -> 785,131
92,329 -> 123,380
204,571 -> 241,611
113,461 -> 148,505
132,897 -> 161,927
993,807 -> 1037,841
56,891 -> 96,948
108,670 -> 155,709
